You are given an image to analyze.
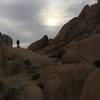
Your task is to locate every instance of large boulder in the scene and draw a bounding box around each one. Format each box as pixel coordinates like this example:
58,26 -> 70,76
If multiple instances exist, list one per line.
0,47 -> 57,76
62,43 -> 82,64
80,69 -> 100,100
0,71 -> 32,85
19,82 -> 45,100
0,81 -> 45,100
0,33 -> 13,47
62,32 -> 100,64
39,63 -> 96,100
28,35 -> 49,52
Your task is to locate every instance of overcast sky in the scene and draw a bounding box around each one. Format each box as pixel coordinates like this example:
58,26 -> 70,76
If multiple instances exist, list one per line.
0,0 -> 97,47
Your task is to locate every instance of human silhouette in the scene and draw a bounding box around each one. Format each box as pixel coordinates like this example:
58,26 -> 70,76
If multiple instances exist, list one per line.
93,60 -> 100,68
16,39 -> 20,48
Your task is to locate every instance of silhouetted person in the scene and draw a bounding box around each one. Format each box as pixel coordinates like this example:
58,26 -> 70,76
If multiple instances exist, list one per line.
16,39 -> 20,48
93,60 -> 100,68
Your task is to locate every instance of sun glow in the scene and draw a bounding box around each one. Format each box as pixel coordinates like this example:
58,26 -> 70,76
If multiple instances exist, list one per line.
40,6 -> 65,27
45,17 -> 61,26
41,12 -> 65,27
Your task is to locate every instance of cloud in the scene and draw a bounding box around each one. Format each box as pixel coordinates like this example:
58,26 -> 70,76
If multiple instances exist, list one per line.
0,0 -> 97,48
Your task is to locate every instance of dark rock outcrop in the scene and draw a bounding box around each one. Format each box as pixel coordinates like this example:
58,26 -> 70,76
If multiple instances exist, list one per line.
0,47 -> 57,76
0,80 -> 44,100
80,69 -> 100,100
28,35 -> 49,52
0,33 -> 13,47
39,63 -> 95,100
62,32 -> 100,64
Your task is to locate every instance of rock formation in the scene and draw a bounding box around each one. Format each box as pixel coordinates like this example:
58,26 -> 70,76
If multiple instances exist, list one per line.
0,47 -> 57,76
98,0 -> 100,3
0,81 -> 45,100
51,1 -> 99,44
0,33 -> 13,47
0,0 -> 100,100
62,32 -> 100,64
80,69 -> 100,100
39,63 -> 95,100
32,0 -> 100,63
28,35 -> 49,51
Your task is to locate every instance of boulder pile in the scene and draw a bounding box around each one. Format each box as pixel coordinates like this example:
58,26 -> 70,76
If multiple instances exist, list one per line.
0,0 -> 100,100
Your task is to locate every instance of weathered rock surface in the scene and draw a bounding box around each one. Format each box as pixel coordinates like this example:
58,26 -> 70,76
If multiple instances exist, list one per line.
0,33 -> 13,47
62,32 -> 100,64
0,1 -> 100,100
0,47 -> 57,76
19,82 -> 45,100
80,69 -> 100,100
28,35 -> 49,52
51,1 -> 100,44
36,0 -> 100,58
0,81 -> 44,100
39,63 -> 96,100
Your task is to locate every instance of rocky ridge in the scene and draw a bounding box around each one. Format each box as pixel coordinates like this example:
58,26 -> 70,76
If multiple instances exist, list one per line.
28,35 -> 49,52
28,0 -> 100,59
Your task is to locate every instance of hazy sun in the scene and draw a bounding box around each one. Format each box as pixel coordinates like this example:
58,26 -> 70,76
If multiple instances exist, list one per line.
45,17 -> 60,26
40,7 -> 64,27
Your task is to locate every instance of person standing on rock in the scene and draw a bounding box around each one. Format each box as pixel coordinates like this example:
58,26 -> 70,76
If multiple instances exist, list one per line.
0,32 -> 2,35
16,39 -> 20,48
